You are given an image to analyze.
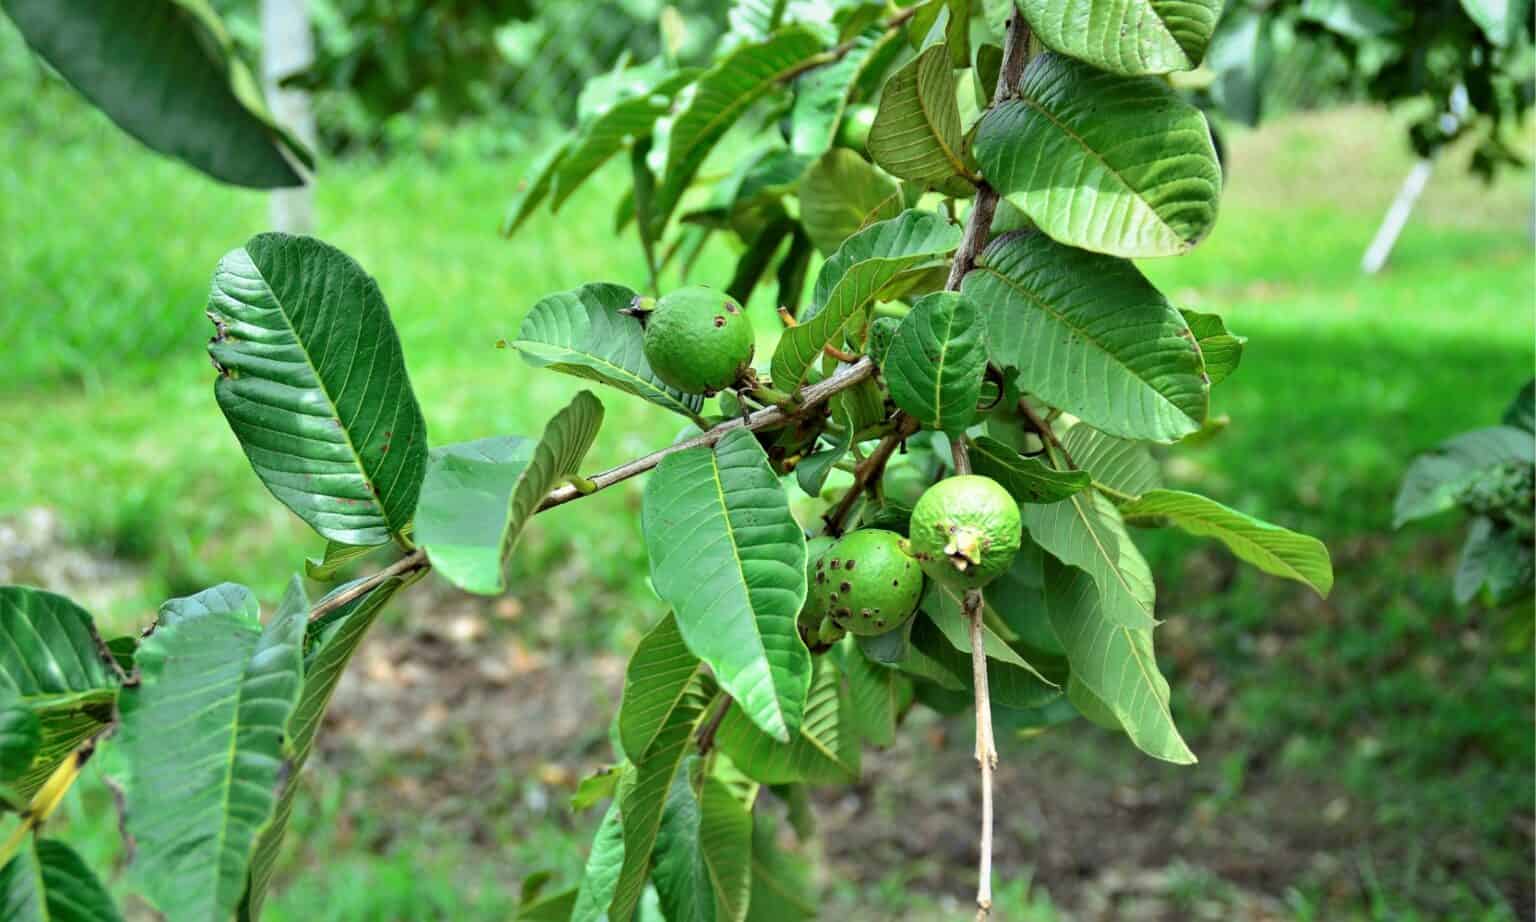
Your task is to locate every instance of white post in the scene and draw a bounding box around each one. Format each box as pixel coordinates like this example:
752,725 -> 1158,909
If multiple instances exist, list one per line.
262,0 -> 316,234
1360,159 -> 1433,275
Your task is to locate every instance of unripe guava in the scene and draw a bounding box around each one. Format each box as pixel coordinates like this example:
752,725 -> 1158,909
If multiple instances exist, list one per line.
810,528 -> 925,636
640,286 -> 755,395
836,104 -> 876,153
909,475 -> 1020,589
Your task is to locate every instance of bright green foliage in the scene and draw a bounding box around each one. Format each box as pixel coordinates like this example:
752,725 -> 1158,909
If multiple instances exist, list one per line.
208,233 -> 429,547
0,838 -> 122,922
1180,308 -> 1246,386
910,475 -> 1023,589
810,529 -> 926,636
0,0 -> 311,187
1020,0 -> 1223,75
866,44 -> 975,196
798,149 -> 903,255
969,436 -> 1090,504
642,287 -> 757,395
975,53 -> 1222,257
882,291 -> 988,434
0,708 -> 40,783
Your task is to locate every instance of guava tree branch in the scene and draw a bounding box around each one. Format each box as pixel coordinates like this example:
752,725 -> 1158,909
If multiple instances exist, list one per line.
823,412 -> 921,536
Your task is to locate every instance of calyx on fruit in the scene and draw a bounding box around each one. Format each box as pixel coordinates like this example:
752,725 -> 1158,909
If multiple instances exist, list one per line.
909,474 -> 1021,589
631,285 -> 755,395
810,528 -> 925,636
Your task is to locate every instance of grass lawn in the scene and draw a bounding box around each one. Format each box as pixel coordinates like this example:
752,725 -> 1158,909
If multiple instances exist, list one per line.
1,63 -> 1532,922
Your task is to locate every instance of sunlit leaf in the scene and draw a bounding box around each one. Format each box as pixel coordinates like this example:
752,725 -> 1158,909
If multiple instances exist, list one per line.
1180,309 -> 1245,386
1019,0 -> 1223,75
866,44 -> 976,196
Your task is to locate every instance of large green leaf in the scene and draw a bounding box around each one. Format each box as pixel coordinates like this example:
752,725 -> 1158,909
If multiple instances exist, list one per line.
866,44 -> 976,196
715,656 -> 859,784
1,0 -> 311,187
974,53 -> 1222,258
1180,309 -> 1245,386
553,69 -> 699,211
1061,424 -> 1161,495
609,673 -> 717,922
1122,490 -> 1334,596
502,141 -> 569,237
882,291 -> 988,435
969,436 -> 1090,504
1460,0 -> 1530,45
642,428 -> 810,742
962,233 -> 1207,441
208,233 -> 429,546
789,26 -> 898,157
837,643 -> 898,747
1019,0 -> 1223,75
1042,558 -> 1194,764
570,796 -> 626,922
744,815 -> 817,922
651,28 -> 826,237
1394,426 -> 1535,527
241,577 -> 407,921
0,838 -> 122,922
0,708 -> 40,783
772,210 -> 961,389
917,593 -> 1061,711
120,579 -> 307,922
619,614 -> 707,762
798,149 -> 904,256
1023,482 -> 1156,630
513,284 -> 705,421
652,772 -> 754,922
416,392 -> 604,595
0,588 -> 120,806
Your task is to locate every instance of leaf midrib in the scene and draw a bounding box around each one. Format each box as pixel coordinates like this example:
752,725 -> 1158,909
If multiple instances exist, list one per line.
1065,490 -> 1154,620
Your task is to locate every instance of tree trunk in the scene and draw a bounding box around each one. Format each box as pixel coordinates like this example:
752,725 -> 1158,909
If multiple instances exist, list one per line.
262,0 -> 316,234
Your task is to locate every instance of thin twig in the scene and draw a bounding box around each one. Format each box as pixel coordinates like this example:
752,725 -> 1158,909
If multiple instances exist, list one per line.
307,549 -> 429,623
952,434 -> 973,475
964,587 -> 997,922
823,414 -> 920,535
1017,399 -> 1074,466
696,697 -> 733,755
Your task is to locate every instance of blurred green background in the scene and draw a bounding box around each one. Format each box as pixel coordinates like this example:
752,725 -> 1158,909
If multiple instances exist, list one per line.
1,4 -> 1533,921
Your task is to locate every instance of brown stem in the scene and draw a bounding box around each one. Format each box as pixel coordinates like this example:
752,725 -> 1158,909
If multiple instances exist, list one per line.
965,587 -> 997,921
696,696 -> 733,755
308,548 -> 429,623
1017,399 -> 1075,466
823,414 -> 920,536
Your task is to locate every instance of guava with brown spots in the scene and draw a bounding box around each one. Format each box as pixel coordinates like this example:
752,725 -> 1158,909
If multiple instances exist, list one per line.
810,528 -> 924,636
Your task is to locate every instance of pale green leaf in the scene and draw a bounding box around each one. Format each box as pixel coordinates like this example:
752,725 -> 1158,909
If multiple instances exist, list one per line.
304,539 -> 382,582
1042,558 -> 1194,764
1180,309 -> 1245,386
652,772 -> 754,922
1394,426 -> 1535,527
1460,0 -> 1529,45
1023,483 -> 1157,629
974,53 -> 1222,257
1020,0 -> 1223,75
120,578 -> 307,922
208,233 -> 429,546
1061,424 -> 1162,495
0,588 -> 120,807
513,283 -> 706,421
882,291 -> 988,434
651,29 -> 826,237
416,392 -> 604,595
0,838 -> 122,922
867,44 -> 976,196
1123,489 -> 1333,596
642,429 -> 810,742
716,656 -> 859,784
619,614 -> 707,762
502,141 -> 569,237
772,210 -> 961,389
570,795 -> 626,922
962,233 -> 1207,441
798,149 -> 904,256
553,69 -> 699,210
790,26 -> 899,157
0,0 -> 311,187
969,436 -> 1090,504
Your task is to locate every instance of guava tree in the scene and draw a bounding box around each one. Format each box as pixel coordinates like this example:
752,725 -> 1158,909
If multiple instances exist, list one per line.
0,1 -> 1335,920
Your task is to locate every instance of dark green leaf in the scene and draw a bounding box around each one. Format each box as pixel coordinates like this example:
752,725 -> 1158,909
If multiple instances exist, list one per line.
909,611 -> 1061,711
796,403 -> 854,498
208,233 -> 429,546
974,53 -> 1222,257
0,707 -> 41,783
570,796 -> 626,922
1502,379 -> 1534,433
867,44 -> 976,196
1,0 -> 311,187
619,614 -> 707,762
642,429 -> 811,742
970,436 -> 1090,504
1020,0 -> 1223,75
837,643 -> 898,746
716,656 -> 860,784
798,149 -> 904,256
652,772 -> 754,922
513,283 -> 706,421
0,838 -> 122,922
1180,309 -> 1245,386
1394,426 -> 1534,527
744,815 -> 816,922
882,291 -> 988,434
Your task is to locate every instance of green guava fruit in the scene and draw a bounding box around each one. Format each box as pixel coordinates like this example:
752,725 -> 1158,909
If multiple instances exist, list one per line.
836,104 -> 876,153
810,528 -> 925,636
909,474 -> 1020,589
639,286 -> 755,395
797,536 -> 844,649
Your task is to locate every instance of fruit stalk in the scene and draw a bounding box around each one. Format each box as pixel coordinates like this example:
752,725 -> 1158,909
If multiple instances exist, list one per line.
823,413 -> 920,535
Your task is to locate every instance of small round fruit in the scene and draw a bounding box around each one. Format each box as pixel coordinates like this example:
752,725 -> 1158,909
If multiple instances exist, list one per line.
909,475 -> 1021,589
640,286 -> 755,395
836,104 -> 876,153
797,535 -> 837,643
810,529 -> 925,636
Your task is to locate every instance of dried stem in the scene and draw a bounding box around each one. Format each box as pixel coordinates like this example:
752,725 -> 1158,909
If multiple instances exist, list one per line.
964,587 -> 997,921
307,547 -> 430,623
823,413 -> 920,535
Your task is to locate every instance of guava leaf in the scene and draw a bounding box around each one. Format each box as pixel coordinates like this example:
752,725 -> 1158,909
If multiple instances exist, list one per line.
798,149 -> 903,256
882,291 -> 988,435
642,429 -> 811,742
974,53 -> 1222,258
1121,490 -> 1334,597
304,539 -> 383,582
772,210 -> 961,390
1,0 -> 311,187
1180,309 -> 1246,386
1042,557 -> 1194,764
1394,426 -> 1534,527
837,643 -> 899,747
120,579 -> 307,922
715,656 -> 860,784
789,26 -> 899,157
0,707 -> 40,783
866,44 -> 975,196
0,588 -> 120,807
1023,483 -> 1157,630
570,794 -> 627,922
553,69 -> 699,211
513,283 -> 706,421
0,837 -> 122,922
1019,0 -> 1223,75
619,614 -> 708,762
1502,379 -> 1534,433
208,233 -> 429,546
1061,424 -> 1162,495
651,28 -> 826,237
962,232 -> 1207,442
796,402 -> 854,499
969,436 -> 1090,504
502,141 -> 569,237
652,772 -> 754,922
744,815 -> 817,922
416,392 -> 604,595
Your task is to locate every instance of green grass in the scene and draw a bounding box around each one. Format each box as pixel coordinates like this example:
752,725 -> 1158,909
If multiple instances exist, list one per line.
1,63 -> 1532,922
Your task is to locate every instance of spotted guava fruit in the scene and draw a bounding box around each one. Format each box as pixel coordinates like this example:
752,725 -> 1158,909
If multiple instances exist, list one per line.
909,475 -> 1020,590
639,285 -> 755,395
810,528 -> 925,636
797,535 -> 838,647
